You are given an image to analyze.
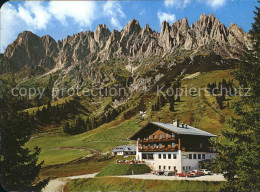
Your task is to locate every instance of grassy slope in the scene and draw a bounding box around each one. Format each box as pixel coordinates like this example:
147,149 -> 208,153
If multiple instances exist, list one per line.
66,177 -> 224,192
26,120 -> 140,167
40,155 -> 117,178
96,164 -> 151,177
25,69 -> 239,177
148,69 -> 239,135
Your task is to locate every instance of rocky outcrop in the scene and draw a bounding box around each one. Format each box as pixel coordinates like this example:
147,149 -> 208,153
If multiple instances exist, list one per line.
159,13 -> 250,57
3,14 -> 250,75
3,31 -> 57,74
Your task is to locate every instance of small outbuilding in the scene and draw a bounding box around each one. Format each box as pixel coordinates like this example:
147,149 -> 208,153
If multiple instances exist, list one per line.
112,145 -> 136,156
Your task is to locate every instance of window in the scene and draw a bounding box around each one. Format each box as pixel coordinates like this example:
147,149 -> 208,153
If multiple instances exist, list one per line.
183,166 -> 185,170
165,133 -> 168,138
163,154 -> 166,159
198,154 -> 201,159
168,166 -> 171,170
189,166 -> 191,170
148,144 -> 150,149
193,154 -> 197,159
172,143 -> 175,148
168,154 -> 171,159
153,144 -> 156,149
159,134 -> 162,139
159,143 -> 162,148
153,135 -> 156,139
142,144 -> 145,149
202,154 -> 205,159
186,166 -> 188,170
148,154 -> 154,160
159,165 -> 161,170
189,154 -> 192,159
173,154 -> 177,159
148,135 -> 151,140
172,133 -> 175,137
142,154 -> 147,159
158,154 -> 161,159
163,166 -> 166,170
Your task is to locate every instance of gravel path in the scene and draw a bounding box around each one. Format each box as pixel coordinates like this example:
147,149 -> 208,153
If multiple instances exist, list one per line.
41,173 -> 98,192
42,173 -> 225,192
115,173 -> 226,181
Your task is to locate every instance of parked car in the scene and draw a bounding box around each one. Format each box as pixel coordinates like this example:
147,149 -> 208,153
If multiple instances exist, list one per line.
201,169 -> 212,175
164,171 -> 174,176
155,171 -> 164,176
176,172 -> 186,177
186,171 -> 196,177
192,170 -> 204,176
151,170 -> 156,174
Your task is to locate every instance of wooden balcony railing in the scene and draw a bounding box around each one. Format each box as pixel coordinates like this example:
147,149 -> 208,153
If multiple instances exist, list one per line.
139,137 -> 175,143
138,146 -> 178,152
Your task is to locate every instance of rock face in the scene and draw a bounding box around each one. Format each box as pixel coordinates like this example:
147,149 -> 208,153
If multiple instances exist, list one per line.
3,31 -> 58,75
159,13 -> 250,56
2,14 -> 250,75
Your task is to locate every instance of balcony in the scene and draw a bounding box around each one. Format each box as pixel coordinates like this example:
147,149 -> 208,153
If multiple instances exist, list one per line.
139,137 -> 175,143
138,145 -> 178,152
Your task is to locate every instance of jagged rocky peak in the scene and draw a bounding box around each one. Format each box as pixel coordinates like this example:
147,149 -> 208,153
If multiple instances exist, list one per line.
40,35 -> 58,57
17,30 -> 40,42
124,19 -> 141,33
194,13 -> 219,29
161,21 -> 170,32
3,31 -> 58,74
2,14 -> 251,77
4,31 -> 40,58
94,24 -> 111,43
41,35 -> 56,44
228,23 -> 246,38
179,17 -> 189,33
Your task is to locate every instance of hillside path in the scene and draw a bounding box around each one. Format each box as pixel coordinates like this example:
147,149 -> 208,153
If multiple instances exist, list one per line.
41,173 -> 98,192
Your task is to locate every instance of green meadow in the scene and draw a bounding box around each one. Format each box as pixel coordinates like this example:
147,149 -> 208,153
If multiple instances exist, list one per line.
66,177 -> 224,192
24,69 -> 238,179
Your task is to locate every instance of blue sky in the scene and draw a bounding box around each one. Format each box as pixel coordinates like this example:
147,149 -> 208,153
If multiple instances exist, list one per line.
0,0 -> 258,53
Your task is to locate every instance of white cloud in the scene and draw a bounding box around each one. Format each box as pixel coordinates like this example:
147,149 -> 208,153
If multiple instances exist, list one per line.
206,0 -> 226,8
165,0 -> 227,9
0,1 -> 99,53
103,1 -> 126,30
48,1 -> 97,27
0,3 -> 21,52
165,0 -> 192,8
157,11 -> 176,24
18,1 -> 51,30
0,2 -> 51,52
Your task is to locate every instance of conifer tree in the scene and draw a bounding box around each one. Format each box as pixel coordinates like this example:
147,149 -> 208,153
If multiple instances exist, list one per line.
0,94 -> 49,191
169,99 -> 174,112
212,2 -> 260,191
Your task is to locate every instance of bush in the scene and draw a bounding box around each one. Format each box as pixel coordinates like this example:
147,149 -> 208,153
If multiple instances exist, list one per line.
96,164 -> 151,177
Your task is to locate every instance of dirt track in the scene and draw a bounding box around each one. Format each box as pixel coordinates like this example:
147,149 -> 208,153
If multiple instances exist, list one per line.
41,173 -> 97,192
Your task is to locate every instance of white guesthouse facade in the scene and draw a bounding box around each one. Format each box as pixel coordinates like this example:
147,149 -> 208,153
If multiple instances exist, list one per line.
130,121 -> 218,173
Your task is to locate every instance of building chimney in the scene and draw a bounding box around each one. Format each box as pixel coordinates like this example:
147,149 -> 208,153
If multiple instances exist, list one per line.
173,119 -> 180,127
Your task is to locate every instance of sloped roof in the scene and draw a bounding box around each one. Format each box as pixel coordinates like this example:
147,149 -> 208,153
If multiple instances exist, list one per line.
112,145 -> 136,152
129,121 -> 216,140
151,122 -> 216,137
